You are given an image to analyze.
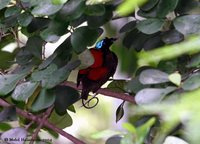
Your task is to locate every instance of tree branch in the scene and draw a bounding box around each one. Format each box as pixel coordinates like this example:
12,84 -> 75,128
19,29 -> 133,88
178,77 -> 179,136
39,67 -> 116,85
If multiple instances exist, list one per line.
63,81 -> 136,104
0,99 -> 86,144
30,105 -> 54,144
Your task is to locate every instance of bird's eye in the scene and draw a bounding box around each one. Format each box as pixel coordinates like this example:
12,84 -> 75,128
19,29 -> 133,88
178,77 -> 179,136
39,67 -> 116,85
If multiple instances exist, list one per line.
95,40 -> 104,49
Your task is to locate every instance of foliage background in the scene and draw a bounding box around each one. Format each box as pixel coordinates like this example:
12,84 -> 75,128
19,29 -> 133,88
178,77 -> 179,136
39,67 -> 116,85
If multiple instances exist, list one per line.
0,0 -> 200,144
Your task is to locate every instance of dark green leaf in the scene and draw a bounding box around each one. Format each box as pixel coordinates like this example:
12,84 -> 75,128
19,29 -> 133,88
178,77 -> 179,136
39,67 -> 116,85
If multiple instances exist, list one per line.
135,87 -> 176,105
31,89 -> 56,112
0,74 -> 26,96
139,69 -> 169,84
140,0 -> 159,11
112,44 -> 137,74
0,51 -> 15,69
16,48 -> 33,65
38,54 -> 57,70
71,26 -> 103,53
4,6 -> 21,17
143,33 -> 164,50
162,29 -> 184,44
27,17 -> 50,33
84,4 -> 105,16
25,36 -> 44,59
122,29 -> 150,51
12,81 -> 39,101
54,86 -> 80,115
44,60 -> 80,88
182,73 -> 200,91
158,59 -> 177,73
137,18 -> 165,34
186,53 -> 200,68
137,8 -> 157,18
0,34 -> 15,49
0,0 -> 11,10
17,12 -> 33,27
116,101 -> 125,123
173,15 -> 200,36
56,0 -> 85,21
119,21 -> 136,33
107,80 -> 126,93
0,107 -> 17,122
156,0 -> 179,18
106,135 -> 123,144
125,77 -> 149,94
0,123 -> 12,131
31,0 -> 63,16
48,110 -> 72,129
87,7 -> 113,28
40,20 -> 69,42
1,127 -> 27,144
175,0 -> 200,15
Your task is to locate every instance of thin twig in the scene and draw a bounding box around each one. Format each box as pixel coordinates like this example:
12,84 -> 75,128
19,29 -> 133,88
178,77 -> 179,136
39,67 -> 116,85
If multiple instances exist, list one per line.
63,81 -> 136,104
29,105 -> 54,144
0,99 -> 86,144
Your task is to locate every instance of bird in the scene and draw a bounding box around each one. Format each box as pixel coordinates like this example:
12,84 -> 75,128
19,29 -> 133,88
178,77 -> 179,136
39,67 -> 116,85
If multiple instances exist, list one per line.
77,37 -> 118,101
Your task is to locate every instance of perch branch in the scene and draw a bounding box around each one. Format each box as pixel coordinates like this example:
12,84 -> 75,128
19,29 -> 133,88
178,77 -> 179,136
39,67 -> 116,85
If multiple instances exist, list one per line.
0,99 -> 86,144
63,81 -> 136,104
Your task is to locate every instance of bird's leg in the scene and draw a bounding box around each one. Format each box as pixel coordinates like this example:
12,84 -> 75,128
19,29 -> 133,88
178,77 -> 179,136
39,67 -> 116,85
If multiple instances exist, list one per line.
81,93 -> 99,109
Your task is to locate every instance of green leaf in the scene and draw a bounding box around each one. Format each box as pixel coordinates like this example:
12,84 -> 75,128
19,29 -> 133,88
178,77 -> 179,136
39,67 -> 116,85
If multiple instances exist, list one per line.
0,107 -> 17,122
1,127 -> 27,144
137,18 -> 165,34
161,29 -> 184,44
56,0 -> 85,21
182,73 -> 200,91
0,74 -> 26,96
186,53 -> 200,68
86,0 -> 112,5
0,51 -> 15,69
107,80 -> 126,93
120,133 -> 134,144
54,86 -> 80,115
31,89 -> 56,112
173,15 -> 200,36
139,69 -> 169,84
156,0 -> 179,18
16,48 -> 33,65
31,0 -> 63,16
87,8 -> 113,28
116,101 -> 125,123
43,60 -> 80,88
25,36 -> 44,59
4,6 -> 21,17
71,26 -> 103,53
84,4 -> 105,16
17,12 -> 33,27
12,81 -> 39,101
0,0 -> 11,10
0,123 -> 12,131
140,0 -> 159,11
52,0 -> 68,5
136,118 -> 156,143
119,21 -> 136,33
135,87 -> 176,105
117,0 -> 147,16
122,123 -> 137,134
31,64 -> 58,81
106,135 -> 123,144
40,20 -> 69,42
48,110 -> 72,129
168,72 -> 181,86
125,77 -> 149,94
138,36 -> 200,66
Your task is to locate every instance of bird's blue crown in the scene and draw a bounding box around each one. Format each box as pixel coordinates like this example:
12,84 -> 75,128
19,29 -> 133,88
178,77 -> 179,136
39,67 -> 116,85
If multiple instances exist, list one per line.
95,39 -> 105,49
